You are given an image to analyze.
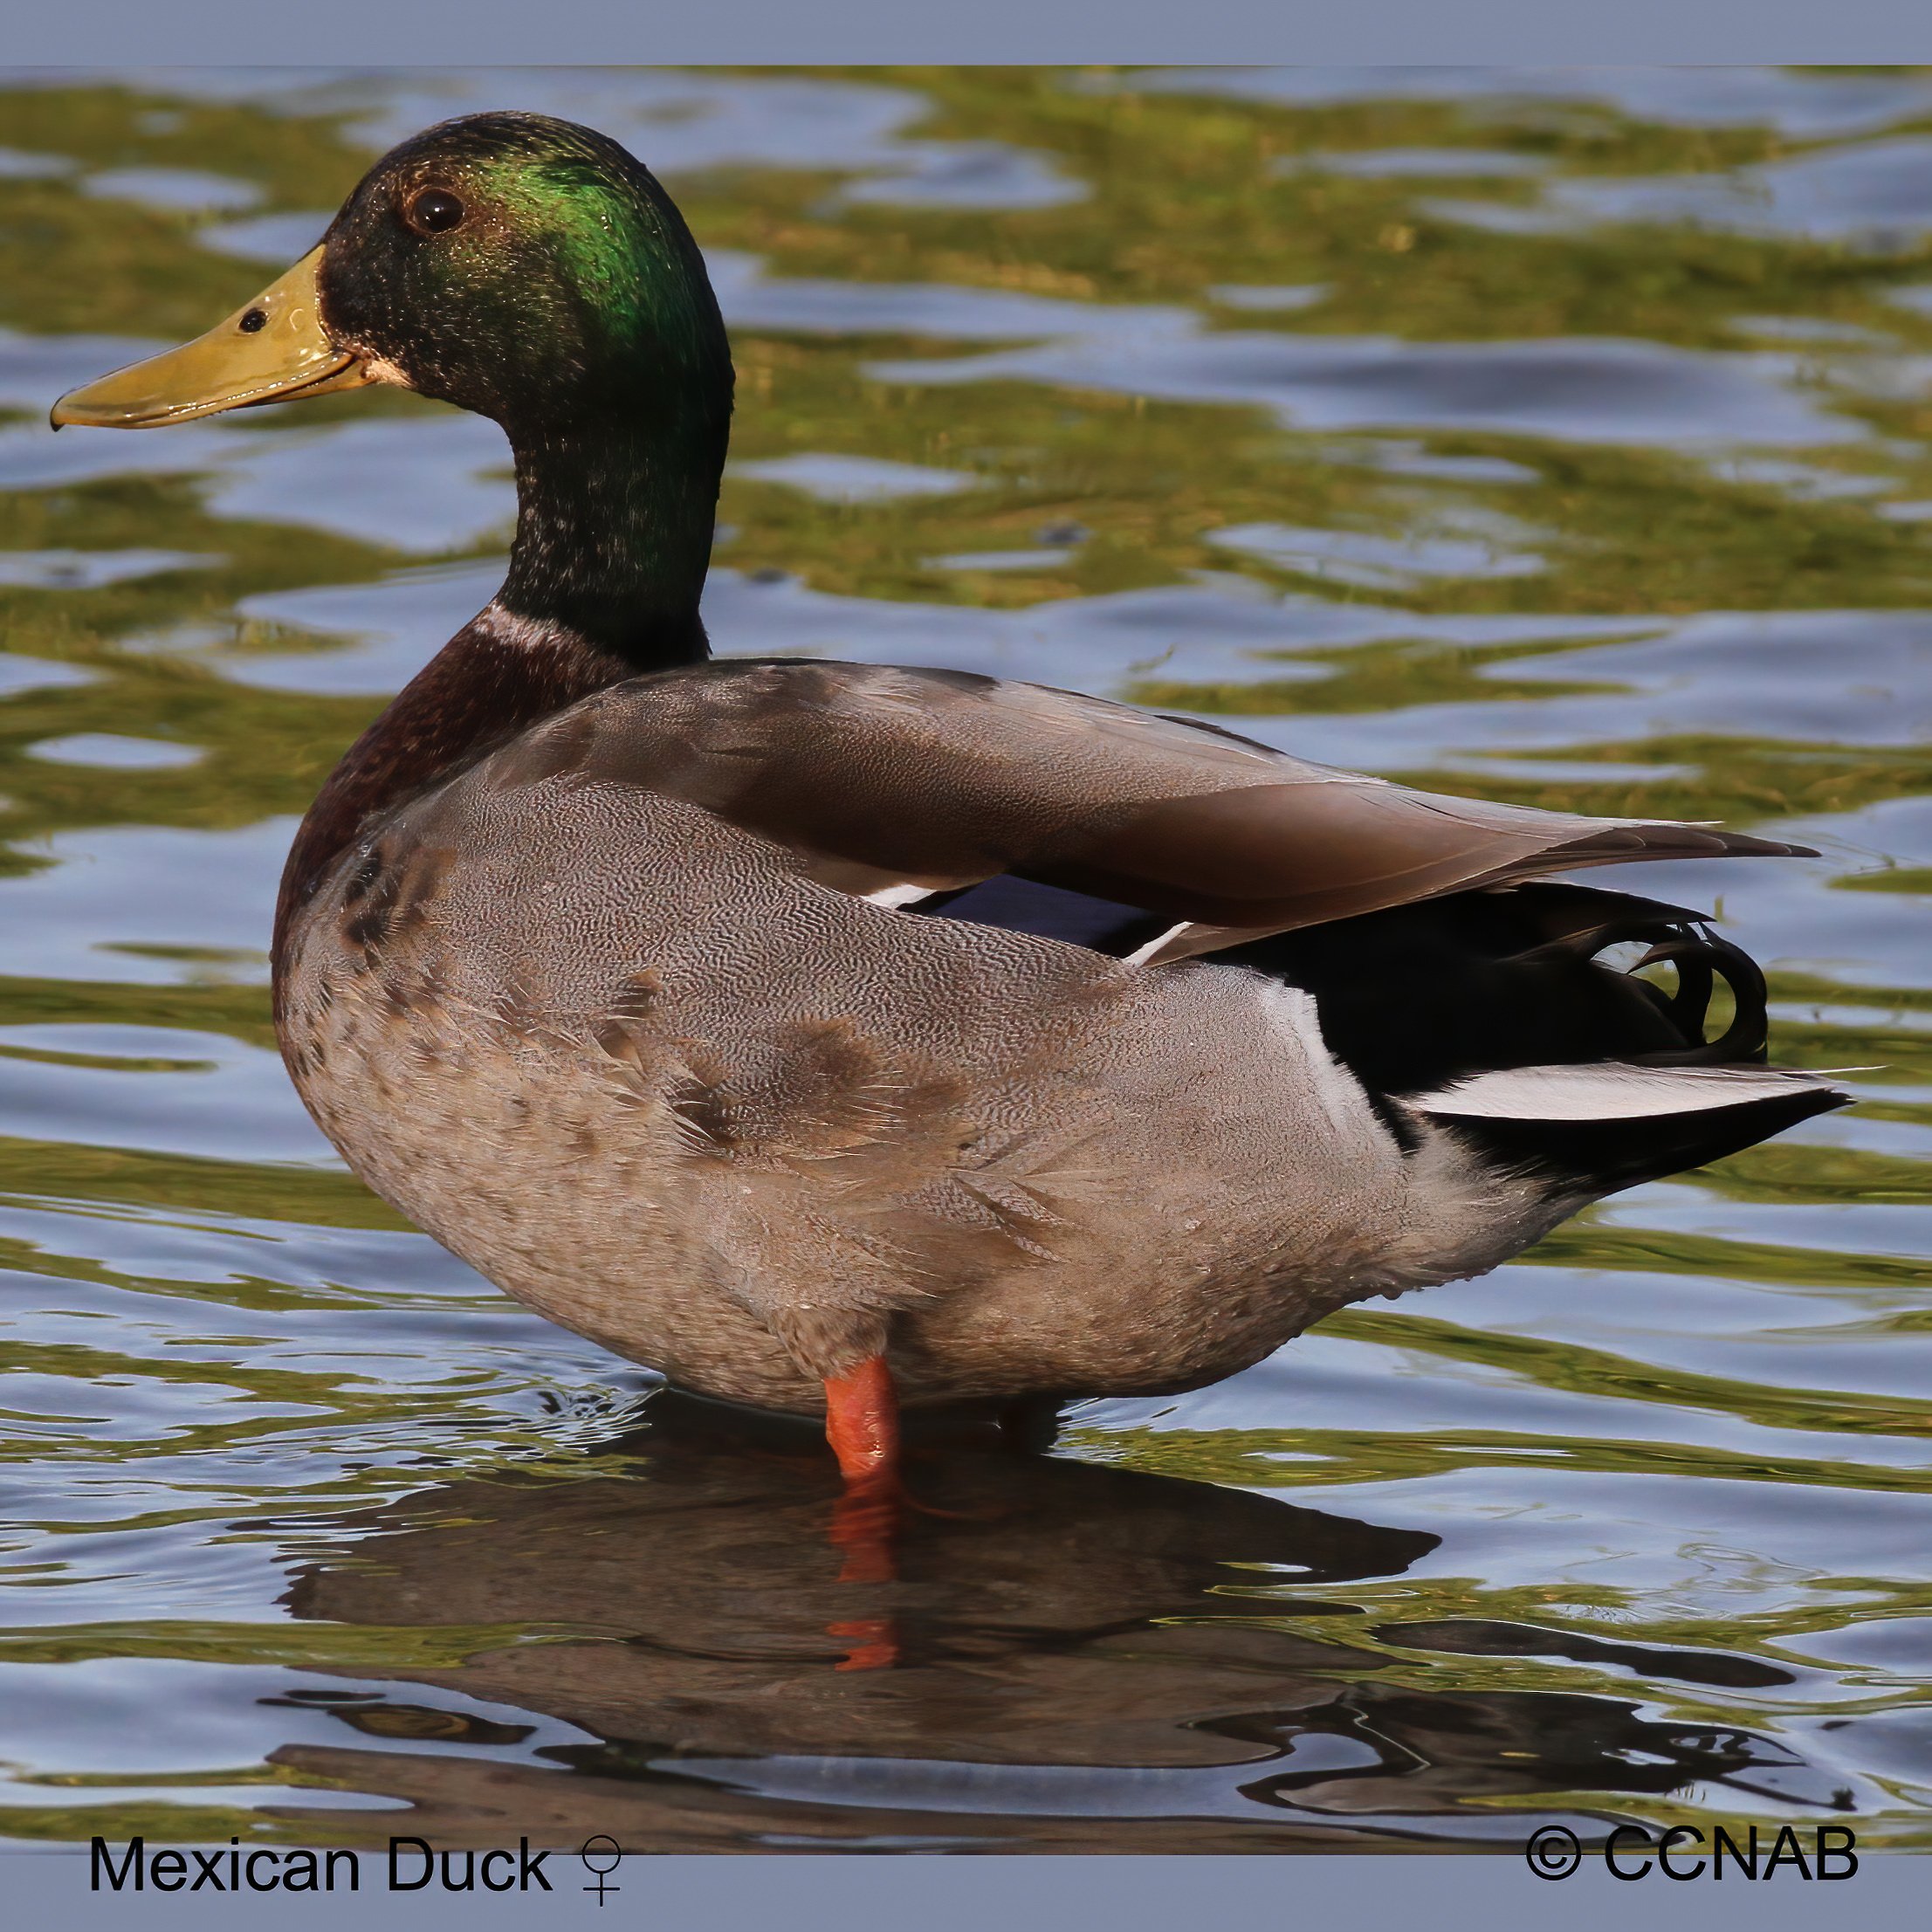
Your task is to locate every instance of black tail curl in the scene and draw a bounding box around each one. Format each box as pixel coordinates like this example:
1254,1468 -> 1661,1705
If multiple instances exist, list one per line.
1215,880 -> 1841,1193
1214,879 -> 1775,1104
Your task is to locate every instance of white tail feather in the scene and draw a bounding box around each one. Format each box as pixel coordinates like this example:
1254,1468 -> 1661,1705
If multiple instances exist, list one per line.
1407,1061 -> 1848,1123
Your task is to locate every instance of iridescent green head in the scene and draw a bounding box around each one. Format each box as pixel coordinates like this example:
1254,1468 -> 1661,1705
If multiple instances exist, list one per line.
319,112 -> 732,445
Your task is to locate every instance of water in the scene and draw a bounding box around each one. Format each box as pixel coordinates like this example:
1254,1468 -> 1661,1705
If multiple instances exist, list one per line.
3,65 -> 1931,1853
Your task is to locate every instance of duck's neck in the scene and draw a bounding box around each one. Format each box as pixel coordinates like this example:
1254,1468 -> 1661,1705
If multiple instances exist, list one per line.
273,415 -> 725,974
499,416 -> 721,663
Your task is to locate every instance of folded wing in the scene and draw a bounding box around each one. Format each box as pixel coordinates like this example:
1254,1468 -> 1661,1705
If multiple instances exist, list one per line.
520,658 -> 1809,959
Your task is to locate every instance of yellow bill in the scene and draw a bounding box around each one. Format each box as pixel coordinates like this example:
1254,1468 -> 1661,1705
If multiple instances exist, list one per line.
50,247 -> 375,429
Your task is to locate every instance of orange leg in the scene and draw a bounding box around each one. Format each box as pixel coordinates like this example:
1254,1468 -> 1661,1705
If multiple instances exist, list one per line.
823,1356 -> 903,1667
824,1354 -> 900,1486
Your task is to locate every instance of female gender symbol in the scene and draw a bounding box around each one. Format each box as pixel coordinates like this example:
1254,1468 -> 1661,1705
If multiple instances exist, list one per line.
578,1835 -> 622,1905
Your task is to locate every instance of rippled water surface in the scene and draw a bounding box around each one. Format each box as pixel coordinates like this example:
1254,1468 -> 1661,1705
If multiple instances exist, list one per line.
3,65 -> 1932,1853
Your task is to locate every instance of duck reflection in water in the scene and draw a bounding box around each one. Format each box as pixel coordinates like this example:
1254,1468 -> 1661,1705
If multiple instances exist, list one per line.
266,1397 -> 1806,1852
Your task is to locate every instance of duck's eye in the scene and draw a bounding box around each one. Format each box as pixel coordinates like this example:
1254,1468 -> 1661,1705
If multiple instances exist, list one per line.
403,188 -> 465,237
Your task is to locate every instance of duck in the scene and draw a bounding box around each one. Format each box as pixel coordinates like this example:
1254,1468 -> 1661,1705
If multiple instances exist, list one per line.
52,111 -> 1847,1504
